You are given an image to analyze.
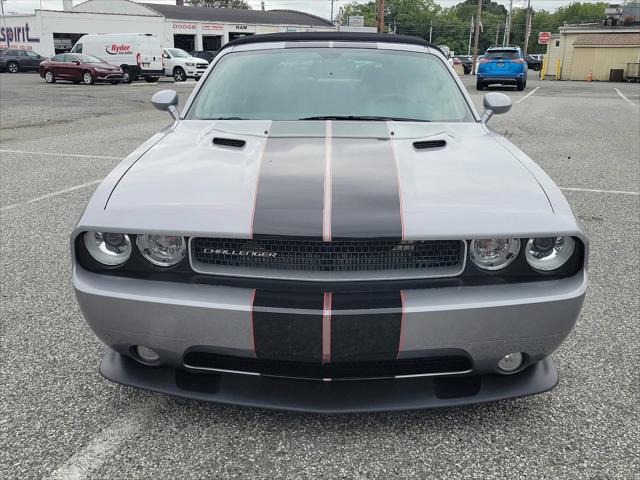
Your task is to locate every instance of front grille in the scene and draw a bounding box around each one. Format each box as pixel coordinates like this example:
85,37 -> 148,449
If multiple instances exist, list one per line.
183,351 -> 472,380
196,63 -> 208,68
190,237 -> 464,281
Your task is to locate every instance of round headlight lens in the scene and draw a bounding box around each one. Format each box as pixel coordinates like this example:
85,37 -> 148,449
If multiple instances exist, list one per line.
469,238 -> 521,271
83,231 -> 132,266
136,234 -> 186,267
525,236 -> 575,271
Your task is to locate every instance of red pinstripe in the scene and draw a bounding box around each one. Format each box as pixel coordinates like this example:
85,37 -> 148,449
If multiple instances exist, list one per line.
396,290 -> 406,360
249,288 -> 257,358
322,292 -> 332,364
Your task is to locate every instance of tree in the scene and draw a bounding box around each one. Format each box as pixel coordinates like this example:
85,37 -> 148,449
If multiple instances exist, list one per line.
337,1 -> 608,55
187,0 -> 251,8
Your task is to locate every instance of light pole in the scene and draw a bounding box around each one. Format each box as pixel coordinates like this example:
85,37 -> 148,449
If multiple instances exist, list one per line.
471,0 -> 483,75
504,0 -> 513,46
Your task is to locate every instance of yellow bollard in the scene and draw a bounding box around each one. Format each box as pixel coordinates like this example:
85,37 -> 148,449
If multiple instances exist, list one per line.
541,56 -> 547,80
555,59 -> 561,80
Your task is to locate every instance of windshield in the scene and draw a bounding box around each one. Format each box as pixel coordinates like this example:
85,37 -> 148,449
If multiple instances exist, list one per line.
187,48 -> 474,122
75,54 -> 106,64
167,48 -> 190,58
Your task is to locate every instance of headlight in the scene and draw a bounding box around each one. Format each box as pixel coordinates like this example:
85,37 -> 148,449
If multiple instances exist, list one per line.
185,62 -> 195,67
136,234 -> 186,267
525,236 -> 575,271
83,232 -> 132,266
469,238 -> 520,271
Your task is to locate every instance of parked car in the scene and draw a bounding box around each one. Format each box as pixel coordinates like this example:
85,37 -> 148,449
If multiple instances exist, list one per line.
70,33 -> 163,83
454,55 -> 472,74
477,46 -> 528,90
163,48 -> 209,82
0,48 -> 46,73
72,32 -> 587,413
189,50 -> 218,64
438,44 -> 454,66
526,54 -> 542,71
39,53 -> 123,84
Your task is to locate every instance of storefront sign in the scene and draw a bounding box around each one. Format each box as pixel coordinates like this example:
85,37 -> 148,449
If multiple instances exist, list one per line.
232,25 -> 255,32
0,23 -> 40,46
173,23 -> 197,31
202,24 -> 223,33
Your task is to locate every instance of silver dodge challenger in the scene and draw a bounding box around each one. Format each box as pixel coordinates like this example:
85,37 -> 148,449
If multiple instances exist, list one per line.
72,33 -> 588,413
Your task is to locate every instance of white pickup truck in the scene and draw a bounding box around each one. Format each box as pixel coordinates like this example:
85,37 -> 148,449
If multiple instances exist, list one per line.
162,48 -> 209,82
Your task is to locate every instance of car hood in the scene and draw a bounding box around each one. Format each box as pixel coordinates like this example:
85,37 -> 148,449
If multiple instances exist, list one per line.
101,120 -> 557,239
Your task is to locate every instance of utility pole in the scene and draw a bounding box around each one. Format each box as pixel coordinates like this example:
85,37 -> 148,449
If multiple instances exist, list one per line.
467,16 -> 473,55
495,25 -> 500,46
377,0 -> 385,33
429,19 -> 433,43
523,0 -> 532,55
330,0 -> 334,23
503,0 -> 513,46
471,0 -> 483,75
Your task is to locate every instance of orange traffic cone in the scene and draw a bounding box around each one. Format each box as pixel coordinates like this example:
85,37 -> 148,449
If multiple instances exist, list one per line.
586,72 -> 593,82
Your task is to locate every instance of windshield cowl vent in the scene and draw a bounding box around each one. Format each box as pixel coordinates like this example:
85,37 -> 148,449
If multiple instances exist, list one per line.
413,140 -> 447,150
213,137 -> 246,149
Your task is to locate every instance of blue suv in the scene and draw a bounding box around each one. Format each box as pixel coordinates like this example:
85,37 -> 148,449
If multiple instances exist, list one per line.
477,46 -> 527,91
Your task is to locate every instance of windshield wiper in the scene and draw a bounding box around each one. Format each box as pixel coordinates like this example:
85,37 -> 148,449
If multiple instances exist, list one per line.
299,115 -> 429,122
203,116 -> 250,120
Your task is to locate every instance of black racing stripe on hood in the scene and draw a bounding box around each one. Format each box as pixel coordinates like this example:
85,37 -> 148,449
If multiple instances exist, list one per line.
251,126 -> 326,238
330,136 -> 403,239
330,291 -> 403,363
252,290 -> 324,362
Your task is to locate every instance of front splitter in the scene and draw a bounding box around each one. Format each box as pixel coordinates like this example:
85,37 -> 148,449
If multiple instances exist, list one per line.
100,349 -> 559,414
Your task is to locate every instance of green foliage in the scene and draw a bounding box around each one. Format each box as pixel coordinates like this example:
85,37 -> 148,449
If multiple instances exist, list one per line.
187,0 -> 251,8
336,1 -> 607,55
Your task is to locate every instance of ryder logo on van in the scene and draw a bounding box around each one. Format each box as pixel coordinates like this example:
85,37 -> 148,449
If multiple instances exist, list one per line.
105,43 -> 131,55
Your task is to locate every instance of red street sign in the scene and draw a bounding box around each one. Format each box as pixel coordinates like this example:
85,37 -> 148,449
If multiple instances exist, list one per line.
538,32 -> 551,45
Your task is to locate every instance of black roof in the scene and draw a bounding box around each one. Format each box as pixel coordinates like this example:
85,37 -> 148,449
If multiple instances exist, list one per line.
222,32 -> 438,51
141,3 -> 333,27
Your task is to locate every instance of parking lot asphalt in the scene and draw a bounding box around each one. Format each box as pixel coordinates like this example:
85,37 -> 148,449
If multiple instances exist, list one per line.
1,72 -> 639,479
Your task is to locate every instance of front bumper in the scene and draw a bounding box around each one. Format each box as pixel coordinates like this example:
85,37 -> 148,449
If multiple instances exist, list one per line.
96,73 -> 123,82
74,266 -> 586,410
102,349 -> 559,413
186,68 -> 207,78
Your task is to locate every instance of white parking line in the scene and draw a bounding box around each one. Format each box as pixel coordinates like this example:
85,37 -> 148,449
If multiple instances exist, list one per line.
614,88 -> 638,107
45,408 -> 147,480
561,186 -> 639,196
515,86 -> 540,104
0,149 -> 122,160
1,179 -> 103,211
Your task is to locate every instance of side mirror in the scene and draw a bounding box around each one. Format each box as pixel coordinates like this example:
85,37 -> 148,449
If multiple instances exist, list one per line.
73,60 -> 81,65
152,89 -> 180,120
481,92 -> 512,123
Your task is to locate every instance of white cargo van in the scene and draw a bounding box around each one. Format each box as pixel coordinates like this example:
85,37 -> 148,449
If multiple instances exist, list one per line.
71,33 -> 163,83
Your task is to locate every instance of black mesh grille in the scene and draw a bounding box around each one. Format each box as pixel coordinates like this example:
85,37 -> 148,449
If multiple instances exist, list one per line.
212,137 -> 246,148
196,63 -> 208,68
413,140 -> 447,150
183,351 -> 472,380
191,238 -> 462,273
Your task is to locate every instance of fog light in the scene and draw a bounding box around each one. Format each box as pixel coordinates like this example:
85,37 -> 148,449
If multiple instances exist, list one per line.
497,352 -> 523,373
135,345 -> 160,364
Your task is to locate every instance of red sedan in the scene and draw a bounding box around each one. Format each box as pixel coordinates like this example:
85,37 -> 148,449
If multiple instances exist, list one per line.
39,53 -> 123,85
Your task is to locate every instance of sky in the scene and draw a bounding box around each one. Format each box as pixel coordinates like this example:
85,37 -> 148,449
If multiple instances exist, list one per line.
0,0 -> 611,19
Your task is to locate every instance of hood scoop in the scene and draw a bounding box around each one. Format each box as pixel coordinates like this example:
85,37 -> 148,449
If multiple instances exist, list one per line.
213,137 -> 246,149
413,139 -> 447,150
